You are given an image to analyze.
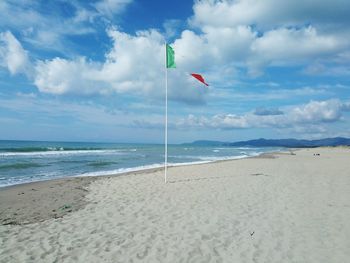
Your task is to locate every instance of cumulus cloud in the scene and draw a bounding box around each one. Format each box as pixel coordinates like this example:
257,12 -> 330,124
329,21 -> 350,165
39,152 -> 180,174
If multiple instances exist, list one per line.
248,26 -> 346,76
34,57 -> 106,95
34,29 -> 163,96
3,0 -> 350,105
0,31 -> 29,75
190,0 -> 350,29
171,23 -> 348,77
33,28 -> 207,103
183,0 -> 350,77
178,99 -> 349,130
173,26 -> 256,72
290,100 -> 345,123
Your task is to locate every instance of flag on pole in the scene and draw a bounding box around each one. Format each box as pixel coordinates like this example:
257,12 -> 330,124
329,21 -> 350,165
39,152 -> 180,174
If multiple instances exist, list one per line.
190,73 -> 209,86
164,44 -> 209,184
166,44 -> 176,68
164,43 -> 176,184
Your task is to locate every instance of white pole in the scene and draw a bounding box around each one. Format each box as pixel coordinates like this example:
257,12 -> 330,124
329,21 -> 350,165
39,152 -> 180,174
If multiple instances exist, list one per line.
165,43 -> 168,184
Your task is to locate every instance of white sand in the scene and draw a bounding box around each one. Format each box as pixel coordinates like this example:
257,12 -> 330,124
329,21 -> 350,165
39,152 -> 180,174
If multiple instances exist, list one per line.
1,147 -> 349,262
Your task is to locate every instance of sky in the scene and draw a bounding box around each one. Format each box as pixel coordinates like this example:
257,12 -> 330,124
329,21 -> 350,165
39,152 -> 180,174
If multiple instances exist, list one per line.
0,0 -> 350,143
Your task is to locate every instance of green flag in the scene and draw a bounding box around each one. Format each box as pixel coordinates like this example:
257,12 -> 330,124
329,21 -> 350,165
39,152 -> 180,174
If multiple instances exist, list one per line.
166,44 -> 176,68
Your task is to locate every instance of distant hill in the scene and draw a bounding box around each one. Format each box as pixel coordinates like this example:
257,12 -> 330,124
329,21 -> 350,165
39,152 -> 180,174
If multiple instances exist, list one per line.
182,140 -> 229,146
186,137 -> 350,147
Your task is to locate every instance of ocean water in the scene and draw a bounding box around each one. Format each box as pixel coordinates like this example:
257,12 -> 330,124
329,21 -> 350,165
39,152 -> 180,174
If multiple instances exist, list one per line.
0,140 -> 282,187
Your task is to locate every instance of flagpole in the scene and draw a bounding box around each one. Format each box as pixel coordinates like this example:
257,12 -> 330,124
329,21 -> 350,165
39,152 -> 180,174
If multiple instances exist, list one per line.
164,43 -> 168,184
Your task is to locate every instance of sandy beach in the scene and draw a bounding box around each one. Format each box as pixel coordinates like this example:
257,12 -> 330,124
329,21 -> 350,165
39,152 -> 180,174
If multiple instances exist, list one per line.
0,147 -> 349,263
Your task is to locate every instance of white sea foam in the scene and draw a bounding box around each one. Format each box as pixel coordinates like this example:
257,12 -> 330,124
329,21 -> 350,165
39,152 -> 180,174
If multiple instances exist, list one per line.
236,147 -> 259,150
0,149 -> 130,157
76,163 -> 165,178
0,146 -> 278,187
76,154 -> 257,178
168,153 -> 258,162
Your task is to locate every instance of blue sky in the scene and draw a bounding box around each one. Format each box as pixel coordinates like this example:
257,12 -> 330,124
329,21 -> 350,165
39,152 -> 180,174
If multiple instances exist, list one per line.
0,0 -> 350,143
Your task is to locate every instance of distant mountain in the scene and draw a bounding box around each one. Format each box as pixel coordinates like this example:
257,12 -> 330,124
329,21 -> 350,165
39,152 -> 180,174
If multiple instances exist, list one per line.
186,137 -> 350,147
182,140 -> 229,146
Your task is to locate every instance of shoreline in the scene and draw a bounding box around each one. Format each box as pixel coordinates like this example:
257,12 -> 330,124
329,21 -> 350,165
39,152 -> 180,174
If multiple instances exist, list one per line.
0,149 -> 290,225
0,148 -> 285,190
1,146 -> 349,262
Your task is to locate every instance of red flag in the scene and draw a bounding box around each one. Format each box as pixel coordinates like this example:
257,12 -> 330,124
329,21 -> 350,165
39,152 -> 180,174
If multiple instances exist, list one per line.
190,73 -> 209,86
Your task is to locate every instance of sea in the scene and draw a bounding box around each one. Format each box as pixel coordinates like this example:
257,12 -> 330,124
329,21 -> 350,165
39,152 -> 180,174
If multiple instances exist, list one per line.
0,140 -> 282,187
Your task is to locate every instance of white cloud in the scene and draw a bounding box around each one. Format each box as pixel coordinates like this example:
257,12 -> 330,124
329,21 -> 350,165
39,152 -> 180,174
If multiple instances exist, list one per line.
3,0 -> 350,105
0,1 -> 96,54
176,23 -> 348,78
0,31 -> 29,75
34,57 -> 106,95
33,28 -> 207,103
173,26 -> 256,71
190,0 -> 350,30
94,0 -> 133,18
178,113 -> 249,129
177,99 -> 349,130
0,0 -> 134,53
290,100 -> 345,123
0,1 -> 43,30
248,26 -> 346,76
183,0 -> 350,77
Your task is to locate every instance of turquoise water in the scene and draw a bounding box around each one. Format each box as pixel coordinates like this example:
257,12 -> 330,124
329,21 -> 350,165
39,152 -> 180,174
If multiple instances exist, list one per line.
0,140 -> 282,187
